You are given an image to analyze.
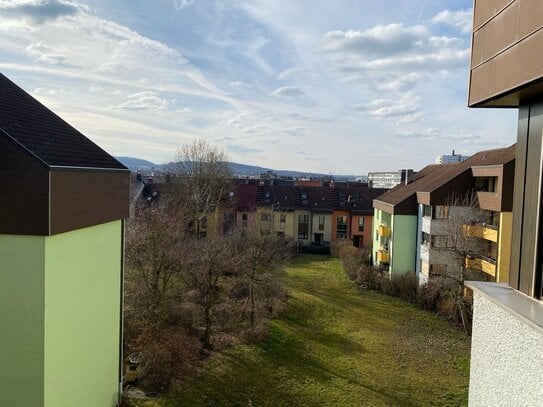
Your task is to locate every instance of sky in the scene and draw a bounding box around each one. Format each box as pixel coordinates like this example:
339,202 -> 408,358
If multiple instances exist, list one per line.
0,0 -> 518,174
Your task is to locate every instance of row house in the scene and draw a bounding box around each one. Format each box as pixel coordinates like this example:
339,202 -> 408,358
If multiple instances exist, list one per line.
372,145 -> 515,284
248,183 -> 387,250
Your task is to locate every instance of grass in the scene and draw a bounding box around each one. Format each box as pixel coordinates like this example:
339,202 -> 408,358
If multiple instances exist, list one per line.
133,255 -> 470,406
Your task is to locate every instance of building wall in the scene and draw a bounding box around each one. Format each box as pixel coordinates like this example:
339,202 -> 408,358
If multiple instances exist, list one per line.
390,215 -> 418,275
294,209 -> 312,246
272,211 -> 295,238
44,220 -> 122,407
468,290 -> 543,406
311,213 -> 332,245
350,215 -> 373,248
332,210 -> 350,242
0,234 -> 45,406
497,211 -> 512,283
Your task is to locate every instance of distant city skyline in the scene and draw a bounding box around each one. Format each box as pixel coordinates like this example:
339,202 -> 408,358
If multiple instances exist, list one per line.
0,0 -> 517,173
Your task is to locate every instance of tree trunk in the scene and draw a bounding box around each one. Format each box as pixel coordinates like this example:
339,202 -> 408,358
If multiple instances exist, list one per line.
250,267 -> 256,329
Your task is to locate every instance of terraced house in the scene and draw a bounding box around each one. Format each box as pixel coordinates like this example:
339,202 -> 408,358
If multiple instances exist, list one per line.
250,183 -> 387,251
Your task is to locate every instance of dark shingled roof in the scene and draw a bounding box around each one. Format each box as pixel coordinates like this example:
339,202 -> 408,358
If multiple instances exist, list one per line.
0,73 -> 126,169
235,184 -> 257,212
374,144 -> 516,209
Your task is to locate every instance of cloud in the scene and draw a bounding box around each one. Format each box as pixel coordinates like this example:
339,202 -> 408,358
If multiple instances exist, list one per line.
324,24 -> 428,57
277,66 -> 305,80
270,86 -> 305,98
229,80 -> 253,88
354,93 -> 421,121
431,9 -> 473,34
174,0 -> 194,10
281,126 -> 307,136
115,91 -> 170,111
322,21 -> 469,93
0,0 -> 81,24
227,144 -> 263,154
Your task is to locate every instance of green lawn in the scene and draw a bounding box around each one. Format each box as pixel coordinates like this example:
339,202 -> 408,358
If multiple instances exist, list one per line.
135,255 -> 470,406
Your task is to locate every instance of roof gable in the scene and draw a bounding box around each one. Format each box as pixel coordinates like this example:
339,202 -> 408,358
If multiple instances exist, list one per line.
0,73 -> 126,169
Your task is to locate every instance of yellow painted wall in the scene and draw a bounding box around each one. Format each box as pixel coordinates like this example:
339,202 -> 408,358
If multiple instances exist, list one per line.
497,212 -> 512,283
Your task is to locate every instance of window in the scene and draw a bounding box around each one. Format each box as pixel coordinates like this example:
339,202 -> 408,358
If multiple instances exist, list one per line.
261,213 -> 271,222
279,213 -> 286,229
301,192 -> 308,204
431,235 -> 450,248
423,205 -> 432,218
318,215 -> 325,231
298,214 -> 309,239
422,232 -> 431,246
223,212 -> 234,235
337,215 -> 347,239
242,213 -> 248,228
358,216 -> 365,232
433,206 -> 449,219
430,264 -> 447,277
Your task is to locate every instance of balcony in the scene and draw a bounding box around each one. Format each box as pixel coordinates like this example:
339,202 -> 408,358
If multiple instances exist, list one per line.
463,223 -> 498,242
378,224 -> 391,237
377,249 -> 390,263
465,255 -> 496,277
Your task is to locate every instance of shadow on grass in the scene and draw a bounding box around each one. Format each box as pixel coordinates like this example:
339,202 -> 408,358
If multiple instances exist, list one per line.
163,255 -> 469,407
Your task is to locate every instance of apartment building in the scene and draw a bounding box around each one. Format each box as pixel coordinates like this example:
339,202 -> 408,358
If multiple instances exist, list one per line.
372,166 -> 437,275
435,150 -> 469,164
467,3 -> 543,404
0,73 -> 129,406
372,145 -> 515,283
415,146 -> 515,285
367,169 -> 415,189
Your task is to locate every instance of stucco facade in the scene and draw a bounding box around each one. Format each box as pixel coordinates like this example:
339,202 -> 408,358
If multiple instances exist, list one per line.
373,208 -> 417,275
467,283 -> 543,406
0,221 -> 123,407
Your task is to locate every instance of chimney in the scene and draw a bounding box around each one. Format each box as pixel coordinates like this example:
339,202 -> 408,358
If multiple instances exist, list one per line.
401,169 -> 414,185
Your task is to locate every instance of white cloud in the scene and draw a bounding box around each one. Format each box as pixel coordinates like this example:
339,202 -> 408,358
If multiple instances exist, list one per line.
324,24 -> 428,57
270,86 -> 305,98
355,93 -> 421,121
174,0 -> 194,10
229,80 -> 253,88
431,9 -> 473,34
115,91 -> 170,111
277,66 -> 305,80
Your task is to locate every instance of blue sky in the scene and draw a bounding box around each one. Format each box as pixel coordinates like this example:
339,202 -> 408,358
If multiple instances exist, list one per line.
0,0 -> 517,173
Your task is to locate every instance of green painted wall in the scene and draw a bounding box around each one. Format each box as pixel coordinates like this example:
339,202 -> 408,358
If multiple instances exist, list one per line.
390,215 -> 418,275
44,220 -> 122,407
0,235 -> 46,406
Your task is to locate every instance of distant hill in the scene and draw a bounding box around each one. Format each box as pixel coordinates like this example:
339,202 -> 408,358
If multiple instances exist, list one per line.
115,156 -> 362,180
116,156 -> 157,168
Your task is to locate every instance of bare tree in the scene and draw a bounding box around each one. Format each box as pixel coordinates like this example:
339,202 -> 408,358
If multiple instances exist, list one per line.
431,191 -> 488,333
125,200 -> 191,326
170,138 -> 233,237
234,224 -> 295,330
181,235 -> 242,349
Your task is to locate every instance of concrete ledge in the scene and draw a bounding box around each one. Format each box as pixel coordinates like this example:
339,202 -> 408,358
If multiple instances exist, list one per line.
465,281 -> 543,334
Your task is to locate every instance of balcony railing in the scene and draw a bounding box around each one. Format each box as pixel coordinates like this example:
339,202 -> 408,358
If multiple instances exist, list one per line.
463,223 -> 498,242
465,255 -> 497,277
378,224 -> 391,237
377,249 -> 390,264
